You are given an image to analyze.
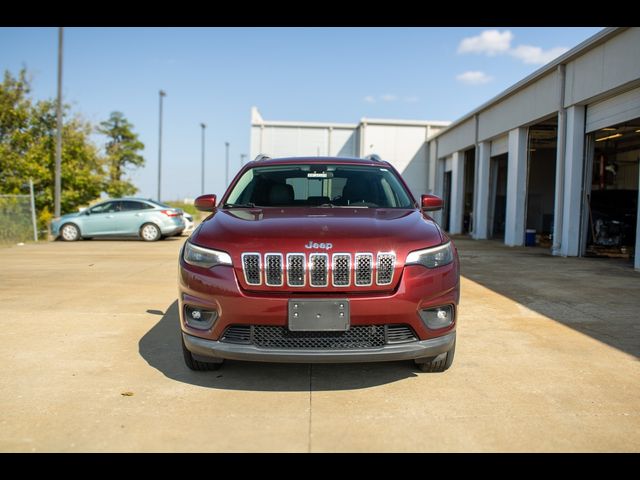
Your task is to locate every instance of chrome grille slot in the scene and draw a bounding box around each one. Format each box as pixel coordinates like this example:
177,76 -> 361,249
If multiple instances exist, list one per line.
265,253 -> 283,286
286,253 -> 305,287
332,254 -> 350,287
354,253 -> 373,286
309,253 -> 328,287
241,253 -> 261,285
376,252 -> 395,286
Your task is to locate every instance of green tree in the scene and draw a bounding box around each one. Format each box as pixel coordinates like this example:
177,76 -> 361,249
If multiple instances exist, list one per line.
0,69 -> 106,233
97,111 -> 145,197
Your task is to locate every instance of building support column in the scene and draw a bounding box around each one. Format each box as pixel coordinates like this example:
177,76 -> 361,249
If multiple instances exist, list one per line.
505,127 -> 528,246
428,141 -> 437,194
432,157 -> 445,225
560,105 -> 585,257
449,151 -> 464,234
636,171 -> 640,270
473,141 -> 491,239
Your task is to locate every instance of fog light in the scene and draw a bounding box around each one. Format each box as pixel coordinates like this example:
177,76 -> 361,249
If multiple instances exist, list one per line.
184,305 -> 218,330
419,305 -> 454,330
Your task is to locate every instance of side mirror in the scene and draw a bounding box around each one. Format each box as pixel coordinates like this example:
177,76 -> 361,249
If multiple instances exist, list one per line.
85,210 -> 91,215
421,194 -> 443,212
194,194 -> 217,212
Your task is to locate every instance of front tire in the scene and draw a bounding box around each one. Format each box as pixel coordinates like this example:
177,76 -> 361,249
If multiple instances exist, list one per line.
414,339 -> 456,373
60,223 -> 80,241
182,337 -> 223,371
140,223 -> 161,242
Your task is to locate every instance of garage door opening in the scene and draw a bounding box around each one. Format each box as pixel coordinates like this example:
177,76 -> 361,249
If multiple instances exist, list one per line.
463,147 -> 476,234
583,118 -> 639,261
488,153 -> 508,240
526,118 -> 558,249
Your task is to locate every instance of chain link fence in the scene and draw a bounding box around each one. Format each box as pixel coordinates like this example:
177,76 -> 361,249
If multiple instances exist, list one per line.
0,192 -> 37,244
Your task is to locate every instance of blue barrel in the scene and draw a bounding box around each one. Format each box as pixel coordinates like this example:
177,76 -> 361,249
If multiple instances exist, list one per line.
525,229 -> 536,246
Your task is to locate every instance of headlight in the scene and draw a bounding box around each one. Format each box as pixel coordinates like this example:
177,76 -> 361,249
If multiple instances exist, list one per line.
183,241 -> 232,268
405,242 -> 454,268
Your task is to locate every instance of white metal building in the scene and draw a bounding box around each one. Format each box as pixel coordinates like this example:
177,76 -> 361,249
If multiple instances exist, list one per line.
426,27 -> 640,270
249,107 -> 449,198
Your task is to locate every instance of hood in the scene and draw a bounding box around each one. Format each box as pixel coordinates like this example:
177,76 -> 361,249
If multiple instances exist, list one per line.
190,207 -> 446,292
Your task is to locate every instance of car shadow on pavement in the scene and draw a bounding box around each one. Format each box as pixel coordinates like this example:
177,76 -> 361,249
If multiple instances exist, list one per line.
138,300 -> 419,391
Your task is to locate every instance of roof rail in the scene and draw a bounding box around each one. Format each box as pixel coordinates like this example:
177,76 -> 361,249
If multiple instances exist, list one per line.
253,154 -> 271,162
365,154 -> 382,162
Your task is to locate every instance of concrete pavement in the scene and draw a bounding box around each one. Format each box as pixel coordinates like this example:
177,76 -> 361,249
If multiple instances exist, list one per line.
0,236 -> 638,452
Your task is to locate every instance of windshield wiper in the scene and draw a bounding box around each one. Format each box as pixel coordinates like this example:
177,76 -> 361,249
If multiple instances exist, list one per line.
223,202 -> 256,208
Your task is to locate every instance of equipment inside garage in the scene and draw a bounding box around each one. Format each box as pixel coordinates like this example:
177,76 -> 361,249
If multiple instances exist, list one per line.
585,119 -> 639,260
526,118 -> 558,248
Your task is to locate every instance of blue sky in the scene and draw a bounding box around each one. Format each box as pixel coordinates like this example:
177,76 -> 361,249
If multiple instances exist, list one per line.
0,27 -> 602,202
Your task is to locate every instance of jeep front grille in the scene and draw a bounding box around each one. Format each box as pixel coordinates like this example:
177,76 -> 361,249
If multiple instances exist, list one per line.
242,251 -> 395,288
220,324 -> 417,349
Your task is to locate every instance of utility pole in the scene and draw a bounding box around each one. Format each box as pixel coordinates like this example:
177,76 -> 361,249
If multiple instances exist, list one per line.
200,123 -> 206,195
54,27 -> 63,217
225,142 -> 230,187
157,90 -> 166,201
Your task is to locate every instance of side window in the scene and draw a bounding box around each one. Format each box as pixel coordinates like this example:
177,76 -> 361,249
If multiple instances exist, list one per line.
121,201 -> 148,211
106,201 -> 122,213
90,201 -> 113,214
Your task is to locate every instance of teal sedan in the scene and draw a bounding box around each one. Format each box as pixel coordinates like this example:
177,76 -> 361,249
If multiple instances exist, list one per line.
51,198 -> 185,242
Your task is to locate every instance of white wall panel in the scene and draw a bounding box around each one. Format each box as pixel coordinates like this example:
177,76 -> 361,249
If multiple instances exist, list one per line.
585,85 -> 640,132
565,28 -> 640,107
437,117 -> 475,158
490,135 -> 508,157
478,72 -> 558,141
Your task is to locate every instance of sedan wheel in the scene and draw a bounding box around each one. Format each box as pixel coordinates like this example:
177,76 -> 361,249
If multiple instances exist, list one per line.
140,223 -> 161,241
60,223 -> 80,241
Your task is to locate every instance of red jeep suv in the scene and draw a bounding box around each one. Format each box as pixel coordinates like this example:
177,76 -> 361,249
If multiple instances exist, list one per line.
178,156 -> 459,372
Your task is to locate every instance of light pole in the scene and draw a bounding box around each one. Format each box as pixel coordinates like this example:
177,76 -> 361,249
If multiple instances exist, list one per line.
225,142 -> 230,188
200,123 -> 206,195
54,27 -> 63,218
240,153 -> 247,166
157,89 -> 166,201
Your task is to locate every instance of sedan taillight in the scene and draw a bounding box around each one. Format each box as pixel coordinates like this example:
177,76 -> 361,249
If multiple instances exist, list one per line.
161,209 -> 182,217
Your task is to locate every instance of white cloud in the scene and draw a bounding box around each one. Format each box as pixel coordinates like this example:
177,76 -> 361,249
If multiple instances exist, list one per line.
458,30 -> 513,56
364,95 -> 376,103
458,29 -> 569,66
456,71 -> 493,85
381,94 -> 397,102
509,45 -> 569,65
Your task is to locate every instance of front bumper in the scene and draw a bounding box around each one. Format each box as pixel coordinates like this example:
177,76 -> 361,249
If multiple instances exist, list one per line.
184,330 -> 456,363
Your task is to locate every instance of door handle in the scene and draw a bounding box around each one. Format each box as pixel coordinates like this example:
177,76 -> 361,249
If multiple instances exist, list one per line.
106,215 -> 114,218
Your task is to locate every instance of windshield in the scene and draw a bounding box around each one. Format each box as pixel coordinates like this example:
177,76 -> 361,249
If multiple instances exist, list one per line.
224,164 -> 414,208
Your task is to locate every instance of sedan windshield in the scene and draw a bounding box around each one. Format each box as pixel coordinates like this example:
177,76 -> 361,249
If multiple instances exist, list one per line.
224,164 -> 414,208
